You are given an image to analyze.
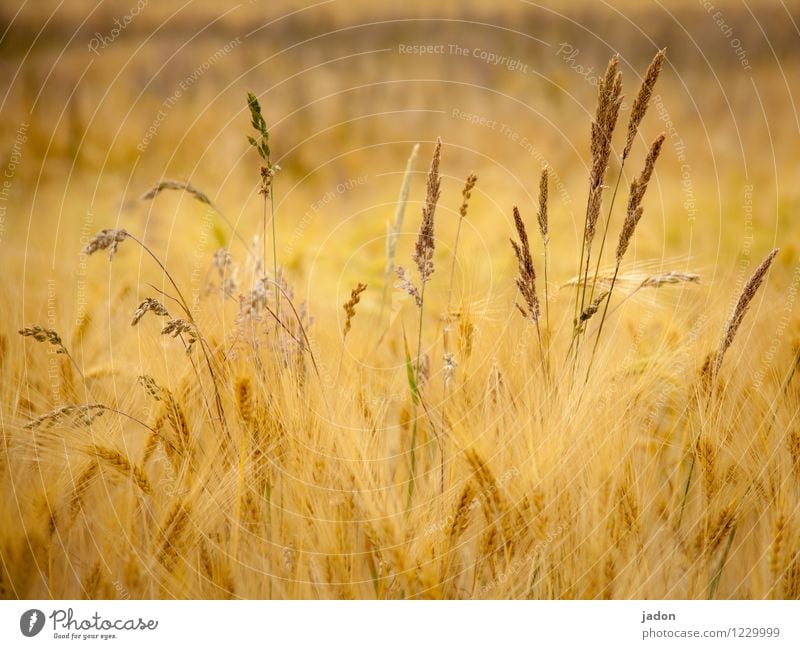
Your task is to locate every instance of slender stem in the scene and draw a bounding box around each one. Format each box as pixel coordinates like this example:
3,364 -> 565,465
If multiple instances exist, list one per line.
439,217 -> 466,495
336,336 -> 347,381
264,279 -> 325,398
101,405 -> 184,458
708,523 -> 737,598
542,243 -> 550,336
578,245 -> 594,326
270,190 -> 279,318
584,263 -> 620,383
126,234 -> 192,320
572,225 -> 588,337
678,453 -> 696,526
541,243 -> 552,382
534,319 -> 548,389
678,389 -> 714,526
261,192 -> 268,279
446,218 -> 465,317
575,159 -> 626,378
587,162 -> 626,308
571,244 -> 594,382
125,233 -> 230,443
414,283 -> 427,388
61,348 -> 86,383
407,281 -> 427,510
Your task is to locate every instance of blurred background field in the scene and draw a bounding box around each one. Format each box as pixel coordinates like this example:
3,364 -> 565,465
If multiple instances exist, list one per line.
1,0 -> 798,299
2,0 -> 799,384
2,0 -> 800,599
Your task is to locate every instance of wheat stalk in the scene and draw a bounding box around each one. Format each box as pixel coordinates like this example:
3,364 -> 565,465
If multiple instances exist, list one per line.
446,171 -> 478,318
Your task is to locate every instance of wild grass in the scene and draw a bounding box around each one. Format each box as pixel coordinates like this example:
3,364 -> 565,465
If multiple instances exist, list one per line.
1,49 -> 798,601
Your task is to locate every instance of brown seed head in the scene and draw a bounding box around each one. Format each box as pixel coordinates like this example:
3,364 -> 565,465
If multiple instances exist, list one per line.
616,134 -> 665,263
413,138 -> 442,283
580,291 -> 609,324
715,248 -> 779,377
459,172 -> 477,219
510,206 -> 540,322
342,282 -> 367,338
623,49 -> 666,160
395,266 -> 422,308
586,56 -> 623,246
83,228 -> 128,260
536,167 -> 549,244
131,298 -> 170,326
141,180 -> 213,206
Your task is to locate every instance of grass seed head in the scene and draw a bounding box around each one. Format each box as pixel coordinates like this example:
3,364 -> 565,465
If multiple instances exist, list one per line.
83,228 -> 128,260
413,137 -> 442,284
623,49 -> 666,160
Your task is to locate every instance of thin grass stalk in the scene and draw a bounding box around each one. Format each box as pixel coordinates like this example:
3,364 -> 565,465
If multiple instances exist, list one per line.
120,233 -> 230,444
571,56 -> 622,376
510,206 -> 548,388
584,134 -> 664,382
141,180 -> 251,254
584,264 -> 620,382
406,138 -> 442,510
586,166 -> 625,309
85,227 -> 228,457
534,168 -> 551,382
407,279 -> 427,508
440,174 -> 475,496
708,522 -> 737,598
337,283 -> 367,379
445,172 -> 477,350
587,49 -> 665,310
577,59 -> 622,319
380,143 -> 419,323
270,190 -> 279,320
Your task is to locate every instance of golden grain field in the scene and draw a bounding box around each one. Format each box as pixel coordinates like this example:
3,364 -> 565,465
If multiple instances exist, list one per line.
1,0 -> 800,600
